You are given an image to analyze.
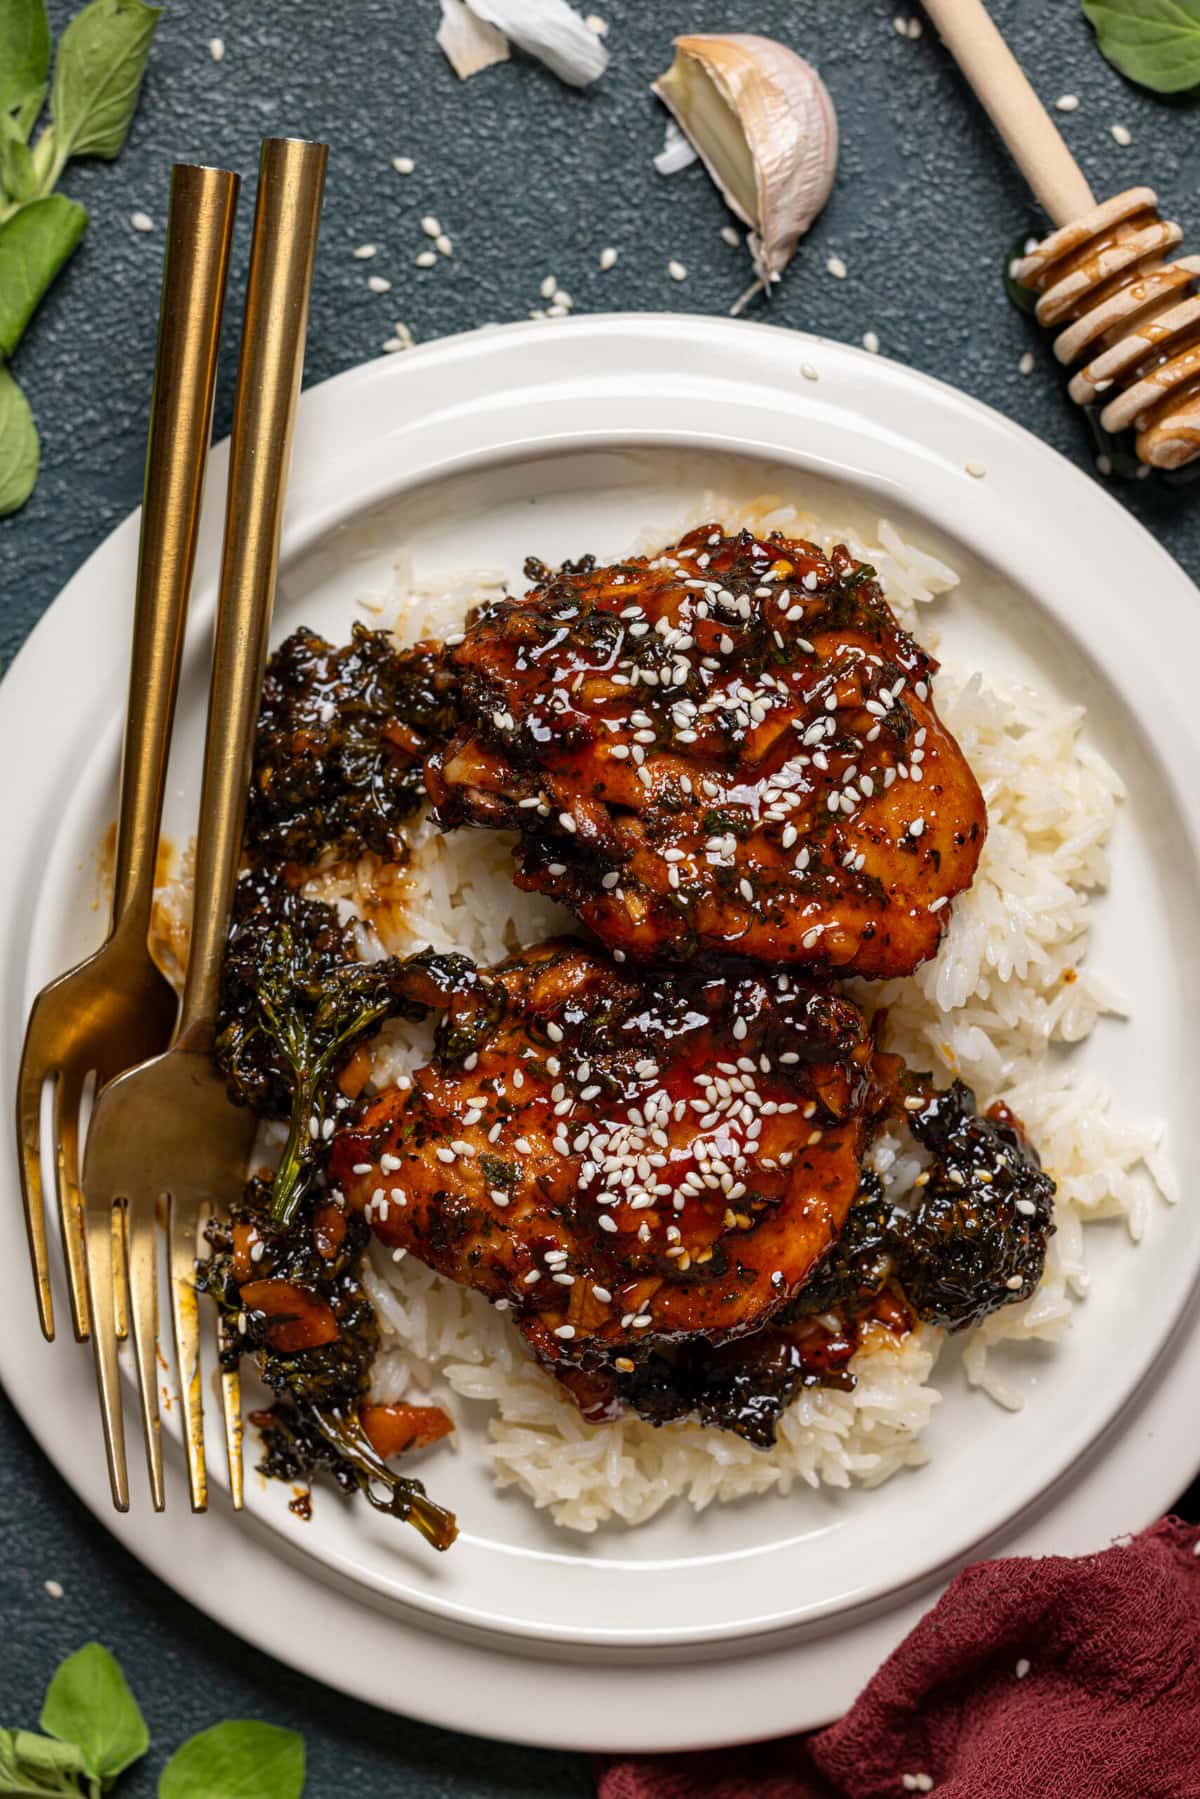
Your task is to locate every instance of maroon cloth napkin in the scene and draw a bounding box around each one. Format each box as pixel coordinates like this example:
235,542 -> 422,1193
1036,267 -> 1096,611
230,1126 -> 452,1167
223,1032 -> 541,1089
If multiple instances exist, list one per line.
598,1518 -> 1200,1799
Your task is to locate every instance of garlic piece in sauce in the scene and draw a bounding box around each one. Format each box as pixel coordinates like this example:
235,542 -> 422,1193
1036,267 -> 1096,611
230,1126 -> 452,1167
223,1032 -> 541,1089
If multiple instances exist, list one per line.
652,34 -> 838,288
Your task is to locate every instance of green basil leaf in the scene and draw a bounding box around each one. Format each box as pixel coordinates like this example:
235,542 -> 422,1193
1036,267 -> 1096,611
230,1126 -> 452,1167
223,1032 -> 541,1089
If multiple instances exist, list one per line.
49,0 -> 162,165
1081,0 -> 1200,93
0,0 -> 51,116
158,1722 -> 305,1799
12,81 -> 47,140
39,1643 -> 148,1784
7,1733 -> 86,1777
0,192 -> 88,358
0,361 -> 38,516
0,112 -> 38,204
0,1726 -> 87,1795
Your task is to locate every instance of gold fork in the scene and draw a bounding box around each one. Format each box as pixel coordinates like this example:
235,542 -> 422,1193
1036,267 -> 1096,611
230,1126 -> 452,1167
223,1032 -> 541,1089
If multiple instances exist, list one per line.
81,138 -> 329,1512
16,164 -> 239,1347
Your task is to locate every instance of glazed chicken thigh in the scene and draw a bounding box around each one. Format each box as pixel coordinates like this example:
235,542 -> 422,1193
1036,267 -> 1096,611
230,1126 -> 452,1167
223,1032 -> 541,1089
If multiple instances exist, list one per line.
425,527 -> 987,978
328,938 -> 876,1393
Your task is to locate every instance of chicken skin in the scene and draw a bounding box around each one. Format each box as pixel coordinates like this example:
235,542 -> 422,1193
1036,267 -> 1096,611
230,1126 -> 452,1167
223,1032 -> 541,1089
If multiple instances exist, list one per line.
425,527 -> 986,978
328,939 -> 876,1392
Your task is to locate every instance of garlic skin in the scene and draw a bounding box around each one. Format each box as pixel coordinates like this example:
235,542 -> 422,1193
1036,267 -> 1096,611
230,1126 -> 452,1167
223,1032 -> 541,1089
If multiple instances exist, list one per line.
652,34 -> 838,288
438,0 -> 510,80
654,117 -> 698,176
464,0 -> 608,87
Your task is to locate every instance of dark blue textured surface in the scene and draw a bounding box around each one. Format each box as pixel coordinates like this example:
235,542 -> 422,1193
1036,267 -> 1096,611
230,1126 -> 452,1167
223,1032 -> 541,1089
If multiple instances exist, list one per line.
1,1 -> 1197,1789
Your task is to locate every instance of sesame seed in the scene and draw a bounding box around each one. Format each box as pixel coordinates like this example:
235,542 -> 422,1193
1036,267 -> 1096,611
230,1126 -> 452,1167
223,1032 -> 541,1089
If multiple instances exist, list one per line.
825,254 -> 847,279
965,461 -> 987,479
130,210 -> 153,233
547,1021 -> 564,1043
208,35 -> 225,60
367,274 -> 392,293
862,329 -> 880,354
1006,1274 -> 1024,1290
632,1313 -> 653,1329
592,1285 -> 612,1303
1055,94 -> 1079,112
1016,1657 -> 1031,1678
1110,122 -> 1131,146
801,362 -> 819,381
554,1324 -> 576,1340
420,214 -> 442,237
353,243 -> 378,260
415,250 -> 436,268
720,224 -> 741,248
599,245 -> 618,269
558,811 -> 577,833
436,233 -> 453,256
392,155 -> 415,174
43,1578 -> 64,1598
435,1146 -> 456,1164
1019,350 -> 1035,375
598,1214 -> 618,1233
667,259 -> 688,281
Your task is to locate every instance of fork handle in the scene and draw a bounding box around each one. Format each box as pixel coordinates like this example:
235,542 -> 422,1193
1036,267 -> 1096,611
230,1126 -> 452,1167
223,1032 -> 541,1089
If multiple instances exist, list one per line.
112,165 -> 239,932
178,139 -> 328,1043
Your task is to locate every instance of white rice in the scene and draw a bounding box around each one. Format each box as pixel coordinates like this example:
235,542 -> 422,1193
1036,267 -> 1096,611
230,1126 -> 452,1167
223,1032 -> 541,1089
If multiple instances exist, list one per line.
159,495 -> 1172,1533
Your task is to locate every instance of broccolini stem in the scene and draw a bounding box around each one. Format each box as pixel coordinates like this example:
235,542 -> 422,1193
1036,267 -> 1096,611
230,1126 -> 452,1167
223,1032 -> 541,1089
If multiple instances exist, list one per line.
271,1068 -> 323,1226
312,1403 -> 458,1550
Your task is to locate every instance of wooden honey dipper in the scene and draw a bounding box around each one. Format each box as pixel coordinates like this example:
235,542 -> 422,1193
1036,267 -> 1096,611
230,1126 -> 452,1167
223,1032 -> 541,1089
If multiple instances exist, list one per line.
923,0 -> 1200,470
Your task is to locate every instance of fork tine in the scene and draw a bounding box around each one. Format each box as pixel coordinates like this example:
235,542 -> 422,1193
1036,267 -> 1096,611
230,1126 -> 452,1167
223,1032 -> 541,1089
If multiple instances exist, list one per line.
220,1358 -> 245,1511
167,1192 -> 208,1512
126,1197 -> 165,1510
51,1067 -> 91,1343
83,1195 -> 130,1510
15,1036 -> 54,1340
112,1202 -> 130,1341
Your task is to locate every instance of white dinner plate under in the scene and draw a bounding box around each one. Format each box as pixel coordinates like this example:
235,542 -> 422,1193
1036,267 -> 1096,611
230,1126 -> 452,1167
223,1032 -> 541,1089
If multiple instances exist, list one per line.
2,317 -> 1198,1746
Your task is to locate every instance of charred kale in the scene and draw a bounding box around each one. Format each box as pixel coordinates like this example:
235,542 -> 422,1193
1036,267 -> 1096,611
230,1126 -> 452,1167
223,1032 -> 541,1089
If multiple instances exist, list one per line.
892,1080 -> 1056,1331
794,1076 -> 1056,1336
214,871 -> 426,1226
246,625 -> 457,864
198,1179 -> 457,1550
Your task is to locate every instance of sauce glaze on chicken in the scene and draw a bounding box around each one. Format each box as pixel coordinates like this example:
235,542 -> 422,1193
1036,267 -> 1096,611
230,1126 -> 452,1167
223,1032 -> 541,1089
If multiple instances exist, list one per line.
426,528 -> 987,977
328,938 -> 877,1381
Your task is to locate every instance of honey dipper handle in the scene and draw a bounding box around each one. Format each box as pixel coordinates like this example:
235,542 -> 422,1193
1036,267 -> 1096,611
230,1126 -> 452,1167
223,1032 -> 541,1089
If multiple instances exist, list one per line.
922,0 -> 1095,226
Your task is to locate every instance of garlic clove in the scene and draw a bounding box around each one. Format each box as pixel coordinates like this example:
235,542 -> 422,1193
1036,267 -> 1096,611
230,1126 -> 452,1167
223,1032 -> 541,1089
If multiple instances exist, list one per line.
464,0 -> 608,87
438,0 -> 510,80
652,33 -> 838,288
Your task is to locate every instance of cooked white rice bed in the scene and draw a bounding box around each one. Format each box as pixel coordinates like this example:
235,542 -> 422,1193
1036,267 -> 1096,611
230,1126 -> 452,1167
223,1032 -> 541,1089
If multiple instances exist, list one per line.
240,496 -> 1173,1533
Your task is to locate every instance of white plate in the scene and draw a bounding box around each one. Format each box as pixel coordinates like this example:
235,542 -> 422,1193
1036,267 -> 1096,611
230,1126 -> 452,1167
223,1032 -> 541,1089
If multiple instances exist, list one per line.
3,318 -> 1199,1744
